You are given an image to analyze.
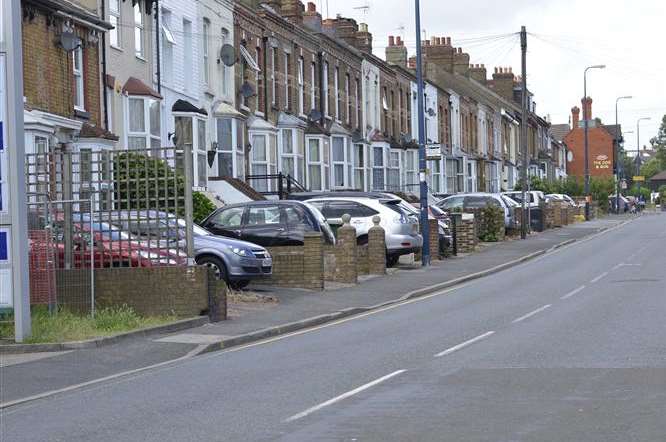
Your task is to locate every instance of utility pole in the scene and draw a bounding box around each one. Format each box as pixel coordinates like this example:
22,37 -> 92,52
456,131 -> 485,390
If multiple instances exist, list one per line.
414,0 -> 430,266
520,26 -> 528,240
0,0 -> 31,341
636,117 -> 651,200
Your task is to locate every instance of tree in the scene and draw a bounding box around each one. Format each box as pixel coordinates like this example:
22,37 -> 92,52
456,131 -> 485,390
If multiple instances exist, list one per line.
640,158 -> 662,179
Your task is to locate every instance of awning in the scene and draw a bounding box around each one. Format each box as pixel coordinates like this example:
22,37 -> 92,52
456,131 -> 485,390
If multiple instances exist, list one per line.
172,99 -> 207,115
240,45 -> 260,72
213,101 -> 243,118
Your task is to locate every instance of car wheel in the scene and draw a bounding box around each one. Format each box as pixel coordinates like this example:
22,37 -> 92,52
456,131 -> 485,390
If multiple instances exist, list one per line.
229,280 -> 250,290
386,254 -> 399,267
197,256 -> 228,283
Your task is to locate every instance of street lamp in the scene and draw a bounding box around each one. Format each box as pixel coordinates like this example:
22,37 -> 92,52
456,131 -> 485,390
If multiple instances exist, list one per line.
636,117 -> 651,175
614,95 -> 632,213
583,64 -> 606,220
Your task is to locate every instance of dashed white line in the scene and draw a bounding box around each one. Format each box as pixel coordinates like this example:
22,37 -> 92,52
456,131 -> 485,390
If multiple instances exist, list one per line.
561,285 -> 586,300
590,271 -> 609,284
285,370 -> 407,422
612,263 -> 624,271
434,331 -> 496,357
511,304 -> 552,324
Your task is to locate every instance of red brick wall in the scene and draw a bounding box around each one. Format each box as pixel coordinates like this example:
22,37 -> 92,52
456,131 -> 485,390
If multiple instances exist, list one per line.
563,127 -> 614,179
22,11 -> 101,126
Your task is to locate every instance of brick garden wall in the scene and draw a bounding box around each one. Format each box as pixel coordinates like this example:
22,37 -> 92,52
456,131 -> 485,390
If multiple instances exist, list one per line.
56,266 -> 224,318
258,233 -> 324,290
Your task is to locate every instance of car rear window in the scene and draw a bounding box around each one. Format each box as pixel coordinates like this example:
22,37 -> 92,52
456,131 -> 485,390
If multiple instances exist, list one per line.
466,196 -> 500,208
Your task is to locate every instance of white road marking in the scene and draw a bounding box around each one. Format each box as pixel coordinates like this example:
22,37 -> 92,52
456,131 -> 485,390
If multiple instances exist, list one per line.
590,271 -> 609,284
434,331 -> 496,357
285,370 -> 407,422
561,285 -> 586,300
612,263 -> 624,271
511,304 -> 552,324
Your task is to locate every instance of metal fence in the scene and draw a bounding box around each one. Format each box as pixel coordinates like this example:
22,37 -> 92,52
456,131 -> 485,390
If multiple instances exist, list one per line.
25,147 -> 190,314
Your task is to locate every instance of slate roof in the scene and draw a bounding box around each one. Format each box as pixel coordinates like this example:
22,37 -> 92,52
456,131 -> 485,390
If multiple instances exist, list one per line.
550,124 -> 571,142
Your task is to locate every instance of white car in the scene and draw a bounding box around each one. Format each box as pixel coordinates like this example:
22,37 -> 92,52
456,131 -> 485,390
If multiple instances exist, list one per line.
546,193 -> 578,207
436,193 -> 518,229
306,197 -> 424,267
503,191 -> 545,209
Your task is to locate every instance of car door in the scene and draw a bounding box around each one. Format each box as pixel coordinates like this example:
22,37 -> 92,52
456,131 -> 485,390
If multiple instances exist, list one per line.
284,204 -> 316,245
203,206 -> 245,239
241,205 -> 289,247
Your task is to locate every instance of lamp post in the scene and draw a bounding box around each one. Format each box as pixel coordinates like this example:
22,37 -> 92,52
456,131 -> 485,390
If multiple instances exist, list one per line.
636,117 -> 651,175
615,95 -> 632,213
583,64 -> 605,220
414,0 -> 430,266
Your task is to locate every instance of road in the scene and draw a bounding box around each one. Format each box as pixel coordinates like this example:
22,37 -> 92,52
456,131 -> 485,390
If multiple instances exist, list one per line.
2,214 -> 665,441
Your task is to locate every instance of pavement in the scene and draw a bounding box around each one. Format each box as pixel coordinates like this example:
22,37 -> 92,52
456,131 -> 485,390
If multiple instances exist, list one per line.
0,214 -> 637,410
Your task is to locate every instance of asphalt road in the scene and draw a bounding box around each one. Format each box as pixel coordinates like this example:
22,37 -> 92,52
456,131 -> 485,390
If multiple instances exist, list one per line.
2,214 -> 665,441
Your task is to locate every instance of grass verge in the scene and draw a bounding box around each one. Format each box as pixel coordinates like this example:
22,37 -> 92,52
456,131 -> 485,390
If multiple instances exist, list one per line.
0,305 -> 177,344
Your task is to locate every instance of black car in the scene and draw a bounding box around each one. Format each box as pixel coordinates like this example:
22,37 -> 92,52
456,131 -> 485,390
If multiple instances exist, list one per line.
201,201 -> 336,247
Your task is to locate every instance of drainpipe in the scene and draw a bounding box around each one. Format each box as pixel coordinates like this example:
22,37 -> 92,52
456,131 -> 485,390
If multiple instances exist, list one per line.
155,0 -> 161,94
318,51 -> 324,126
101,0 -> 109,130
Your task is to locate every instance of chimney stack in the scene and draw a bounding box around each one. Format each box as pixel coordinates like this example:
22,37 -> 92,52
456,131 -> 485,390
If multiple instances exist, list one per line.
469,63 -> 487,83
303,2 -> 322,32
280,0 -> 304,25
386,35 -> 408,67
572,106 -> 580,129
356,23 -> 373,53
491,66 -> 516,102
453,47 -> 470,76
581,96 -> 593,121
420,35 -> 455,73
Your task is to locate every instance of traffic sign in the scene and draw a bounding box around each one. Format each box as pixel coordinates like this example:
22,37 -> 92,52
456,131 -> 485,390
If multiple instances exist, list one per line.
633,176 -> 645,182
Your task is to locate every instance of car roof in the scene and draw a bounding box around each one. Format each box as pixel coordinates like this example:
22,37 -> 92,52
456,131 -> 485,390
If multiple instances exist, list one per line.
218,200 -> 306,209
306,196 -> 397,204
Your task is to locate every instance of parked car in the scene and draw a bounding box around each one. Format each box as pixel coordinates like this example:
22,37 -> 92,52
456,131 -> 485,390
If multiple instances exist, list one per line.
436,193 -> 518,229
546,193 -> 578,207
108,211 -> 273,290
201,201 -> 335,248
503,190 -> 545,208
304,197 -> 423,267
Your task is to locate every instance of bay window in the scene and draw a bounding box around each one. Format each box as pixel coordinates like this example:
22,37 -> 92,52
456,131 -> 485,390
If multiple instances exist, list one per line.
372,145 -> 386,191
279,129 -> 304,182
388,151 -> 401,190
331,136 -> 351,189
405,150 -> 418,190
250,133 -> 277,192
446,158 -> 463,194
215,118 -> 245,180
174,115 -> 207,188
307,137 -> 329,191
428,159 -> 442,193
354,144 -> 366,191
128,97 -> 161,154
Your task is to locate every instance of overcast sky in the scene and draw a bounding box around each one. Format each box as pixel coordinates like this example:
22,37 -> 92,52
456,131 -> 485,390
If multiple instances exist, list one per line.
322,0 -> 665,151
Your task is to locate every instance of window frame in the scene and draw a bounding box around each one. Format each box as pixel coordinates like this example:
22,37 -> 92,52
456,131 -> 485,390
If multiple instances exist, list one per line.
334,66 -> 340,121
331,136 -> 351,190
353,143 -> 367,191
127,96 -> 161,153
297,56 -> 304,116
134,2 -> 145,59
108,0 -> 121,48
323,61 -> 329,117
72,46 -> 85,111
202,18 -> 211,86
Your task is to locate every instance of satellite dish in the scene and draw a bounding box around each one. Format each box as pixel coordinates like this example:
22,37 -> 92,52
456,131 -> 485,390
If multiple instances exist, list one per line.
240,82 -> 255,98
219,44 -> 236,67
427,108 -> 436,117
59,31 -> 81,52
307,109 -> 322,122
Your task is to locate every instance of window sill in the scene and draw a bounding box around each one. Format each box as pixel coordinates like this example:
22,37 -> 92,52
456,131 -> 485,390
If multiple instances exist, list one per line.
74,108 -> 90,120
135,55 -> 147,63
110,45 -> 123,52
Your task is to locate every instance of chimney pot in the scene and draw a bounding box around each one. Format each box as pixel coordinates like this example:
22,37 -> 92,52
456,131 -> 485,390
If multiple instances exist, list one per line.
307,2 -> 316,12
388,36 -> 395,46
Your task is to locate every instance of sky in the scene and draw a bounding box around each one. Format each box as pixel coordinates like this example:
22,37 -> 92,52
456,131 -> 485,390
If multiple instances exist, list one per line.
321,0 -> 666,153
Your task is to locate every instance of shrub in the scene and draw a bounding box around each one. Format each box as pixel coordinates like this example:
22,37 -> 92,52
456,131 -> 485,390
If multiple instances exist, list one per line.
193,192 -> 216,224
479,204 -> 505,242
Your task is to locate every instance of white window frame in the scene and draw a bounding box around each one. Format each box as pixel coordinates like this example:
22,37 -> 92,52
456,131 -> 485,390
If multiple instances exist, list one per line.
182,19 -> 192,92
215,117 -> 244,179
271,47 -> 277,106
250,132 -> 277,191
428,158 -> 442,193
355,78 -> 360,129
306,136 -> 329,191
372,145 -> 386,191
134,2 -> 144,59
405,150 -> 418,190
284,52 -> 290,110
255,47 -> 262,112
108,0 -> 121,48
331,136 -> 351,189
310,61 -> 316,111
323,61 -> 329,117
297,57 -> 304,116
388,150 -> 401,191
334,66 -> 340,121
345,73 -> 350,124
279,128 -> 304,183
161,8 -> 175,85
72,46 -> 85,111
202,18 -> 211,86
353,143 -> 367,191
127,96 -> 161,152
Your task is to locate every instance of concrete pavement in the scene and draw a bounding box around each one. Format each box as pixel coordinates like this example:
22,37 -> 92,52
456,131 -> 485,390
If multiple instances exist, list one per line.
1,213 -> 663,441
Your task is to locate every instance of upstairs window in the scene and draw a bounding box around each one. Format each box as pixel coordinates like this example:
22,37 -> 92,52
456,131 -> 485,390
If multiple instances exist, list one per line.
334,66 -> 340,120
134,3 -> 144,58
323,61 -> 329,117
202,19 -> 210,86
73,46 -> 85,111
284,52 -> 291,111
310,61 -> 316,111
109,0 -> 121,48
297,57 -> 304,115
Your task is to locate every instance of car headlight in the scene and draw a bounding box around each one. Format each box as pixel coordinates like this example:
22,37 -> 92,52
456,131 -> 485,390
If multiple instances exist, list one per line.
229,246 -> 252,257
